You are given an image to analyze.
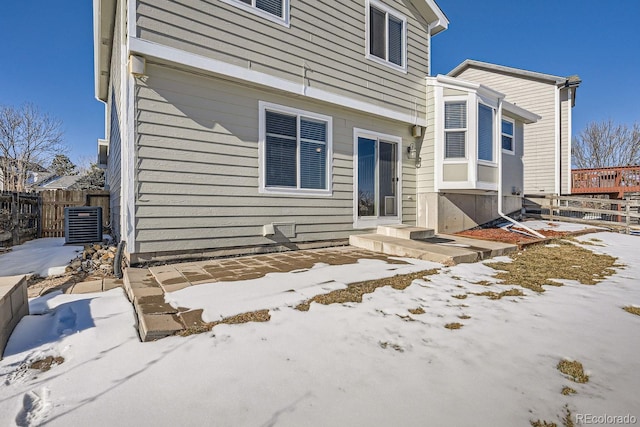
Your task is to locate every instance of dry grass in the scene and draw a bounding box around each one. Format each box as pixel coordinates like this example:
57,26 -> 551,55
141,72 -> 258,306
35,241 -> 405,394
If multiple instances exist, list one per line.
295,269 -> 440,311
458,315 -> 471,320
530,421 -> 557,427
452,294 -> 467,299
379,341 -> 404,352
29,356 -> 65,372
623,306 -> 640,316
561,386 -> 577,396
487,239 -> 619,292
474,288 -> 525,300
444,322 -> 463,330
408,307 -> 425,315
179,309 -> 271,336
474,280 -> 493,286
557,360 -> 589,383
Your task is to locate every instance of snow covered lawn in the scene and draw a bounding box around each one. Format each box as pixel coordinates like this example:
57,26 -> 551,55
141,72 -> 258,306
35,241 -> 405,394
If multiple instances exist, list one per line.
0,238 -> 83,277
1,229 -> 639,426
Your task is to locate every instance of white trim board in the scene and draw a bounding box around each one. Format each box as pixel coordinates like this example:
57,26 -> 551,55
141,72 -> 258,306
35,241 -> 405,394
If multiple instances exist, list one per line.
128,37 -> 426,126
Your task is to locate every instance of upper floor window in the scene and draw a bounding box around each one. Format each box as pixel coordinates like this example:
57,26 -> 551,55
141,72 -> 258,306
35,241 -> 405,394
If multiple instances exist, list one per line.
366,0 -> 407,71
221,0 -> 290,27
501,119 -> 514,153
259,102 -> 332,195
478,103 -> 494,162
444,101 -> 467,159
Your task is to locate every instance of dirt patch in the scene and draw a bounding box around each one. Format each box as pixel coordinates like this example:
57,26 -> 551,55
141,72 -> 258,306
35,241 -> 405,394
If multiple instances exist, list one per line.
557,360 -> 589,383
458,315 -> 471,320
179,309 -> 271,336
474,288 -> 525,300
408,307 -> 425,315
561,386 -> 577,396
29,356 -> 65,372
623,306 -> 640,316
456,227 -> 571,246
295,269 -> 439,311
451,294 -> 467,300
530,421 -> 557,427
444,322 -> 463,330
486,240 -> 619,292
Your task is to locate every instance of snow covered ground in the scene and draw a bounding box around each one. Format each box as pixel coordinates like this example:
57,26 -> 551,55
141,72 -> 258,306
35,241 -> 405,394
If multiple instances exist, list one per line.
1,225 -> 639,426
0,238 -> 83,277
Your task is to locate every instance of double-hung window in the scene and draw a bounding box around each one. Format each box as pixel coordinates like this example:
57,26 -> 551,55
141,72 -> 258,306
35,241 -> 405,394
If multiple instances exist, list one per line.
444,101 -> 467,159
367,0 -> 407,71
477,103 -> 494,162
260,102 -> 332,195
501,119 -> 514,153
222,0 -> 290,26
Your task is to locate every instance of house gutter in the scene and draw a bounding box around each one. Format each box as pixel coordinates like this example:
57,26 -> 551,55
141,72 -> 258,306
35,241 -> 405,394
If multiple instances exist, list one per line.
496,98 -> 545,239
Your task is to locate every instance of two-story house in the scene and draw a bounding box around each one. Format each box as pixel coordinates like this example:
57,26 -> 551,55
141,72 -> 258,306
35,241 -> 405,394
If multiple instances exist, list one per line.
448,60 -> 581,196
94,0 -> 540,263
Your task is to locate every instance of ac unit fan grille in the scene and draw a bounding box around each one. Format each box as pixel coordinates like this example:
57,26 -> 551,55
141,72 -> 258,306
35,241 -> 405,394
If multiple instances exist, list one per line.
64,207 -> 103,244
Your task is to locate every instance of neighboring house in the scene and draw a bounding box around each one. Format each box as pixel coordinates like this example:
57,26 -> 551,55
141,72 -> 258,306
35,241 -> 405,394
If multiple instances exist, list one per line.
94,0 -> 540,263
448,60 -> 581,196
0,158 -> 51,192
30,175 -> 83,191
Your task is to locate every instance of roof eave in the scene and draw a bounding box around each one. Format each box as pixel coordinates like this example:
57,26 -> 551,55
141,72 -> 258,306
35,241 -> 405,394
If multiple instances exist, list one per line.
449,59 -> 570,85
411,0 -> 449,35
502,101 -> 541,124
94,0 -> 116,103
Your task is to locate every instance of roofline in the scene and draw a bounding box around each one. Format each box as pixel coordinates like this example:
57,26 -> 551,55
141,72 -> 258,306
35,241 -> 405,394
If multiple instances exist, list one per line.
429,75 -> 540,123
420,0 -> 449,35
433,74 -> 505,99
448,59 -> 581,88
503,101 -> 541,124
93,0 -> 116,103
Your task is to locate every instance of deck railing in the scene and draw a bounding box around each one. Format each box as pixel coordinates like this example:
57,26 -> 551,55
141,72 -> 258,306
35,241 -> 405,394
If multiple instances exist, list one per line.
572,165 -> 640,195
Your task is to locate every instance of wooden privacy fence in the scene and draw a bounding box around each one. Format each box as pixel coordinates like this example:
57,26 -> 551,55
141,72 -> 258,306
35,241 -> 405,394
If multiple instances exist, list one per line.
40,190 -> 110,238
0,192 -> 39,247
525,195 -> 640,234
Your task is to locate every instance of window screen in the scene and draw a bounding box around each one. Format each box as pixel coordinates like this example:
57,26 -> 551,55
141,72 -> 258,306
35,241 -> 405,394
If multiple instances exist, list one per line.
478,104 -> 494,162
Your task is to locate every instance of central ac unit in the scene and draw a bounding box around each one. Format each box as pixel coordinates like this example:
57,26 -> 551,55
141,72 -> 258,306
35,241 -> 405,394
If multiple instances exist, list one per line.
65,207 -> 103,244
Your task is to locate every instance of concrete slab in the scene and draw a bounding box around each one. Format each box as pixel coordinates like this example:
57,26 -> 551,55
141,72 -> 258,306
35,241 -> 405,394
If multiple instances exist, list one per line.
172,263 -> 214,285
71,280 -> 103,294
349,233 -> 517,265
134,294 -> 178,316
1,275 -> 28,360
123,268 -> 162,301
377,225 -> 435,240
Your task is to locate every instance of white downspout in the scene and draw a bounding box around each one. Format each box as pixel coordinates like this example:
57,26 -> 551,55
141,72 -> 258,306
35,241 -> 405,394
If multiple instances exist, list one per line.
497,98 -> 545,239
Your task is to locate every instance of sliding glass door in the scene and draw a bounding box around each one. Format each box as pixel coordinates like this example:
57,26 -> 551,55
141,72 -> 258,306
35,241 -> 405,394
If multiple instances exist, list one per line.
357,136 -> 398,221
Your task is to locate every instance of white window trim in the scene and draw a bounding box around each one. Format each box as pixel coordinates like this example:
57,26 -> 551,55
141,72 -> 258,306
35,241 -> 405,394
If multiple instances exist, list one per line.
258,101 -> 333,196
365,0 -> 408,73
219,0 -> 290,27
443,97 -> 468,162
477,101 -> 497,165
501,117 -> 515,155
353,128 -> 403,229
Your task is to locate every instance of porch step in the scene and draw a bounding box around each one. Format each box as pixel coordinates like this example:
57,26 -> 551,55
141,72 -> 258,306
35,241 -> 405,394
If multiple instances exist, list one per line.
123,268 -> 186,342
376,224 -> 435,240
349,233 -> 516,266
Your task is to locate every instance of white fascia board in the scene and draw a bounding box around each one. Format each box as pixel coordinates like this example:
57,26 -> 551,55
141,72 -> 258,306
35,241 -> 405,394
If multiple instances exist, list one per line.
129,37 -> 426,126
410,0 -> 449,35
94,0 -> 116,102
93,0 -> 101,101
448,59 -> 566,85
502,101 -> 541,124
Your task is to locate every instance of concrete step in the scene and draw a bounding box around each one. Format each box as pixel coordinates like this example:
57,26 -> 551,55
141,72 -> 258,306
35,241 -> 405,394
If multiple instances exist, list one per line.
123,268 -> 186,342
349,233 -> 516,266
376,224 -> 435,240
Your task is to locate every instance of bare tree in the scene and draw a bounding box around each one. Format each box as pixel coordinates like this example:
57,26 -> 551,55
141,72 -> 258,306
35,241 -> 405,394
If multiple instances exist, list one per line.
0,103 -> 65,191
572,120 -> 640,169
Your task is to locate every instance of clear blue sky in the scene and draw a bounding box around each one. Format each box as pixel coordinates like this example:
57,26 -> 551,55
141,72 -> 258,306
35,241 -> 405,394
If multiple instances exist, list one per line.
1,0 -> 638,167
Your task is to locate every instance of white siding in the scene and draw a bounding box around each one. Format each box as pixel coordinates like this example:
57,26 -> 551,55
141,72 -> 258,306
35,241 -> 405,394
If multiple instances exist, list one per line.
132,63 -> 416,256
454,67 -> 557,194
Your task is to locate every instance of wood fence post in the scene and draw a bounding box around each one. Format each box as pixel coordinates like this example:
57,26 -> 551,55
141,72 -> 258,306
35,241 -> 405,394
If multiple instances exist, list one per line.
625,198 -> 631,234
11,192 -> 19,246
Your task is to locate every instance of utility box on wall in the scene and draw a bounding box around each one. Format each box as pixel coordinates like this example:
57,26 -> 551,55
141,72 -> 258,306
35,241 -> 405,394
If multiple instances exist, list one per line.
64,207 -> 103,244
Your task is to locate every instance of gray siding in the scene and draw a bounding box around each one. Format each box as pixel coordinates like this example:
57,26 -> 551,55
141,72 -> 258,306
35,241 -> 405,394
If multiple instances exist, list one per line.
501,119 -> 524,197
135,0 -> 431,121
107,1 -> 124,241
133,63 -> 416,255
454,67 -> 557,194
